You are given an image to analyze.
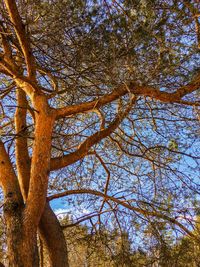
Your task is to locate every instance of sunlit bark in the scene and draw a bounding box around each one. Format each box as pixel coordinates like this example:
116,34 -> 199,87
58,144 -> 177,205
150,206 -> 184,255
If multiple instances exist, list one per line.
0,0 -> 199,266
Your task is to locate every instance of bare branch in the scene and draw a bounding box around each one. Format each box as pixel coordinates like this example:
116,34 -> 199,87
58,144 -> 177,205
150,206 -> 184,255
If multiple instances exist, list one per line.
15,88 -> 31,200
55,79 -> 200,119
0,21 -> 12,61
92,151 -> 111,211
4,0 -> 36,79
61,209 -> 111,229
50,96 -> 136,170
48,188 -> 196,240
0,140 -> 22,202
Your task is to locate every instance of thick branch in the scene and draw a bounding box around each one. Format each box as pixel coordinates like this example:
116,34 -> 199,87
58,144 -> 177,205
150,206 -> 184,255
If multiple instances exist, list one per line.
0,140 -> 22,202
0,58 -> 36,97
55,78 -> 200,119
4,0 -> 36,79
55,85 -> 126,119
0,22 -> 12,62
50,97 -> 135,170
15,88 -> 30,200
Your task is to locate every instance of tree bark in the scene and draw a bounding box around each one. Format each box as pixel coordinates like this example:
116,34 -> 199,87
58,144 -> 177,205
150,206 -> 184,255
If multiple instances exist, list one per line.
39,203 -> 69,267
4,205 -> 39,267
14,89 -> 69,266
0,140 -> 39,267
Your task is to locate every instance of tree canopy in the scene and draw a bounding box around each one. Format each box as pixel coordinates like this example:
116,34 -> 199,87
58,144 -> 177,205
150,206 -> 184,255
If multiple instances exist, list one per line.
0,0 -> 200,266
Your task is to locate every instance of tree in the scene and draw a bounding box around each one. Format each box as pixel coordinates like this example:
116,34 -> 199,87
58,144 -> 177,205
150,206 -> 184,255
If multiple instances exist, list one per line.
0,0 -> 200,266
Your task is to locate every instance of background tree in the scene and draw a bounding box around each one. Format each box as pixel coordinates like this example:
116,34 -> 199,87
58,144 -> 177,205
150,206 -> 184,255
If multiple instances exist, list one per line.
0,0 -> 200,266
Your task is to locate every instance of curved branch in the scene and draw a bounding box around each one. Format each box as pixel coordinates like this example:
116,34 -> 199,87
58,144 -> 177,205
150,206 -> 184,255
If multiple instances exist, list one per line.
50,96 -> 136,170
48,189 -> 197,240
55,84 -> 127,119
0,58 -> 36,97
55,77 -> 200,119
4,0 -> 36,79
61,209 -> 111,229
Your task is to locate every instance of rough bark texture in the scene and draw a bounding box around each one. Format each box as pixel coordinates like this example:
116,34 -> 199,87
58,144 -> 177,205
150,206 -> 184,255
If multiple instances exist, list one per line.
0,1 -> 199,266
5,208 -> 39,267
39,203 -> 69,267
14,89 -> 69,266
0,141 -> 39,267
15,88 -> 31,200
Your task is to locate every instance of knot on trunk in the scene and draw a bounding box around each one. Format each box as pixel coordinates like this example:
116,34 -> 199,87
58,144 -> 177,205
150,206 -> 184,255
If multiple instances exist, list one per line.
4,201 -> 20,215
4,192 -> 23,215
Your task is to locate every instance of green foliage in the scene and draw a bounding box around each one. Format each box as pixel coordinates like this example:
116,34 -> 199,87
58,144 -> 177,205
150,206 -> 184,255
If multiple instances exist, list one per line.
0,0 -> 200,264
168,139 -> 178,150
39,216 -> 200,266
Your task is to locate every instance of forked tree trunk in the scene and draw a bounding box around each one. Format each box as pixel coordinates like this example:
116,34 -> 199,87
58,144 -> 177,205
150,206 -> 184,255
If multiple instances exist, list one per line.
0,140 -> 39,267
4,197 -> 68,267
14,89 -> 69,266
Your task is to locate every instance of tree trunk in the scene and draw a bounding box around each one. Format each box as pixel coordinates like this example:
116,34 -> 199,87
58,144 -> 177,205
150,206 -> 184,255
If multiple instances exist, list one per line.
39,203 -> 69,267
14,89 -> 69,266
4,196 -> 68,267
4,199 -> 39,267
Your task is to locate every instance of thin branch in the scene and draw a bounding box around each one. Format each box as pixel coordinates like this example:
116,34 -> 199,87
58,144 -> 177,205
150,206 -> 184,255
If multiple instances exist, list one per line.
92,151 -> 111,211
61,209 -> 111,229
47,188 -> 197,240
